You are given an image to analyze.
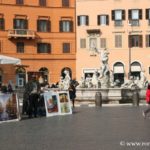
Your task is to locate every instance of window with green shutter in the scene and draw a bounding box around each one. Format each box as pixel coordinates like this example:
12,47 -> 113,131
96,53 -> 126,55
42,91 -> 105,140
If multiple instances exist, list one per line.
63,43 -> 70,53
37,19 -> 51,32
62,0 -> 69,7
0,18 -> 4,30
37,43 -> 51,53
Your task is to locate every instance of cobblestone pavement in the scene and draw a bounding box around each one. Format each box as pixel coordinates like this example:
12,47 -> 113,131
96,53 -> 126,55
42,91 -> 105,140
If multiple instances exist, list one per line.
0,106 -> 150,150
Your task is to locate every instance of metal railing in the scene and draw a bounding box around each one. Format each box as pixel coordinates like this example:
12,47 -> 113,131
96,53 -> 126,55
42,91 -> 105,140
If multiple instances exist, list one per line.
8,29 -> 35,39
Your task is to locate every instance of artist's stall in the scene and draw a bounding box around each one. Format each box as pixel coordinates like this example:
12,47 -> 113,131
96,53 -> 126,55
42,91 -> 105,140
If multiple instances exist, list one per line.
44,90 -> 72,117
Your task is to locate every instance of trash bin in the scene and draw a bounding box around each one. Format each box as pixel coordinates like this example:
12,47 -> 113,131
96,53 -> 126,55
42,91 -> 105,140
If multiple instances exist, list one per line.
132,89 -> 139,106
95,92 -> 102,107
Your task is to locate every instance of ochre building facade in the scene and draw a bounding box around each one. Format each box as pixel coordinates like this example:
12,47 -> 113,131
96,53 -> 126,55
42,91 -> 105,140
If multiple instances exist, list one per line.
0,0 -> 76,87
76,0 -> 150,84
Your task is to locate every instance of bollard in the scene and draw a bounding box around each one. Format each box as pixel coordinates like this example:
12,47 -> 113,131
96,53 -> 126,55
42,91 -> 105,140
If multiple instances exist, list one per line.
95,92 -> 102,107
132,89 -> 139,106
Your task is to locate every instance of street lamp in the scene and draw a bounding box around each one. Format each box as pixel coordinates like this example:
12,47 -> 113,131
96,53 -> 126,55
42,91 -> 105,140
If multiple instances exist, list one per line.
128,31 -> 131,79
128,21 -> 133,79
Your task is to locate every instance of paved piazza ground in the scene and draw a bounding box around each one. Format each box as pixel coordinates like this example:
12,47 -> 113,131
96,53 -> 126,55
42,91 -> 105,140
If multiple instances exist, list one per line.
0,106 -> 150,150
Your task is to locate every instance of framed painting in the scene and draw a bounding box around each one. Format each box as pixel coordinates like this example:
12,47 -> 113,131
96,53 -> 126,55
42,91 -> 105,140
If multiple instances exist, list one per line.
44,91 -> 60,117
58,91 -> 72,115
0,93 -> 20,123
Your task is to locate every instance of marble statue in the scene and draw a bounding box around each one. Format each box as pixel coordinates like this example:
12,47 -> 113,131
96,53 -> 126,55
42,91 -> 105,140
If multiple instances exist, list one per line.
99,48 -> 110,78
98,48 -> 110,88
91,71 -> 99,88
58,76 -> 64,90
121,76 -> 134,88
59,70 -> 71,90
78,77 -> 86,88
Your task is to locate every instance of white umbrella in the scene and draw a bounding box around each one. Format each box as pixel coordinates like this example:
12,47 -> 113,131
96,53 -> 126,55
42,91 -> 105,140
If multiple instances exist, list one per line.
0,55 -> 21,65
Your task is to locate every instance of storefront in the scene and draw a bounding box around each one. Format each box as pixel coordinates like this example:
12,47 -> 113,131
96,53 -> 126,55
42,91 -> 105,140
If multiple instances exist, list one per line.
113,62 -> 125,85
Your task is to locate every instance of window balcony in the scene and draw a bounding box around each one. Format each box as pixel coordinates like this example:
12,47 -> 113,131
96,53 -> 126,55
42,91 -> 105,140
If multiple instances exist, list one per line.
8,29 -> 35,39
129,20 -> 140,26
114,20 -> 123,27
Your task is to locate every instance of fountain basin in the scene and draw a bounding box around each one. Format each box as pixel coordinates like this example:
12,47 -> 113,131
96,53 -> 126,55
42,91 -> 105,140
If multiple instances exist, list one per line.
76,88 -> 146,103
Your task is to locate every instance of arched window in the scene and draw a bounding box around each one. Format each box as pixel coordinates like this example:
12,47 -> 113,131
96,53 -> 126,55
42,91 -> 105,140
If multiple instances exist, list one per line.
16,67 -> 26,87
113,62 -> 124,85
39,67 -> 49,84
61,67 -> 72,79
131,61 -> 141,79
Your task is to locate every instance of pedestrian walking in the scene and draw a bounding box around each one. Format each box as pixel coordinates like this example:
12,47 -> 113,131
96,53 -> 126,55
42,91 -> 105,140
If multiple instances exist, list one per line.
143,84 -> 150,118
68,83 -> 76,108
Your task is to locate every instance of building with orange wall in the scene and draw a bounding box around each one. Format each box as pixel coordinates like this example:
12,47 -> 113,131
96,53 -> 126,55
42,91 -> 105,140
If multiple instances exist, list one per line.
76,0 -> 150,85
0,0 -> 76,87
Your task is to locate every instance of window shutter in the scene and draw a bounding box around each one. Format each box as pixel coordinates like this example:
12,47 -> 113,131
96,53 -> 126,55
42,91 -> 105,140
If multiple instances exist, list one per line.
120,35 -> 122,47
115,35 -> 117,47
47,44 -> 51,53
37,20 -> 40,31
112,10 -> 115,20
139,9 -> 142,19
146,35 -> 149,47
86,16 -> 89,25
2,18 -> 5,30
106,15 -> 109,25
77,16 -> 80,26
128,9 -> 132,20
146,9 -> 149,19
139,35 -> 143,47
70,21 -> 73,32
122,10 -> 125,20
97,15 -> 100,25
100,38 -> 106,48
128,35 -> 132,48
25,19 -> 28,29
13,19 -> 17,29
39,0 -> 46,6
59,21 -> 63,32
80,39 -> 86,48
37,43 -> 40,53
47,20 -> 51,32
115,35 -> 122,48
0,18 -> 5,30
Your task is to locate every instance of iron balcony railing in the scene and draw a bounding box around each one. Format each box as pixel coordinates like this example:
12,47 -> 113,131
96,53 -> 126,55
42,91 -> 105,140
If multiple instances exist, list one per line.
8,29 -> 35,39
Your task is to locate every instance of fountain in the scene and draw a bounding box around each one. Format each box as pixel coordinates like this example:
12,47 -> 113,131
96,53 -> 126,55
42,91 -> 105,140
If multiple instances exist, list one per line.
76,48 -> 147,103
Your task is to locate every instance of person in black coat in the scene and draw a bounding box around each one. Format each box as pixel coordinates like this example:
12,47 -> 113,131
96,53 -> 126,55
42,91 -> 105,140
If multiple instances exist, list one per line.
68,83 -> 76,108
22,75 -> 40,118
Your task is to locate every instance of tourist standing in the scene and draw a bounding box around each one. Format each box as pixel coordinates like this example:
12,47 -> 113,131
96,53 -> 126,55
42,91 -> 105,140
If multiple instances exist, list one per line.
68,83 -> 76,108
22,75 -> 40,118
143,84 -> 150,118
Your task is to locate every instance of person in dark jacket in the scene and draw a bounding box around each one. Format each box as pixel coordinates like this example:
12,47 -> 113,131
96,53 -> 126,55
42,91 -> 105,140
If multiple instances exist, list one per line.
22,75 -> 40,118
68,83 -> 76,108
143,84 -> 150,118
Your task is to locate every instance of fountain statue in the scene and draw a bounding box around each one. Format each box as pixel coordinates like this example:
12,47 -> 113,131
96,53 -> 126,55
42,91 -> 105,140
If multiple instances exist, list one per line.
58,70 -> 71,90
91,71 -> 100,88
77,48 -> 111,88
97,48 -> 110,88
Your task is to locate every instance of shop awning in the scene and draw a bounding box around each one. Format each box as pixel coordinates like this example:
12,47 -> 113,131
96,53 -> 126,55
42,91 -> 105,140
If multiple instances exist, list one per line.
131,66 -> 141,72
114,66 -> 124,73
0,55 -> 21,65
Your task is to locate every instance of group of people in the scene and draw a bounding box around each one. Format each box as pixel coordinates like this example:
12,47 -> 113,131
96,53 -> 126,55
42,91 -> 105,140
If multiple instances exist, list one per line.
22,75 -> 77,118
0,82 -> 13,93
